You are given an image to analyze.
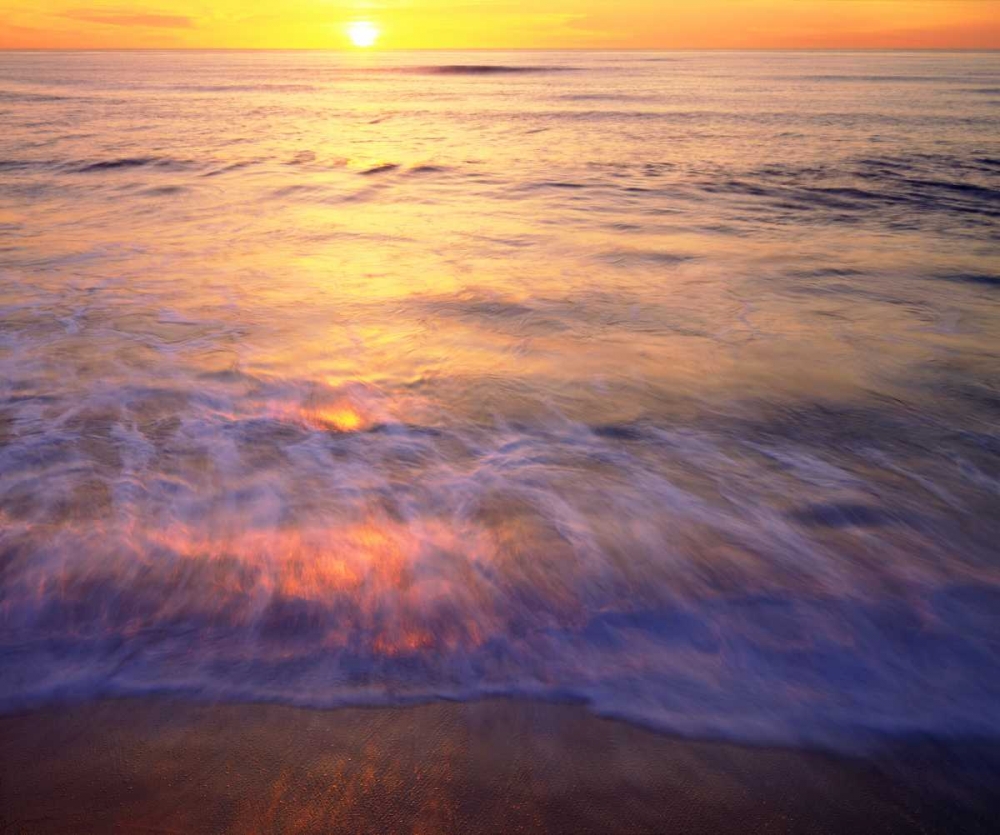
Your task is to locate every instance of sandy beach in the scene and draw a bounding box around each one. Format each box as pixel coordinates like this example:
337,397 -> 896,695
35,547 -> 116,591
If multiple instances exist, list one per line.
1,697 -> 998,834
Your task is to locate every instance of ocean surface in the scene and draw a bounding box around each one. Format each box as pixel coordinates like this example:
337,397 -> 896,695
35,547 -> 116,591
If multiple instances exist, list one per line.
1,50 -> 998,752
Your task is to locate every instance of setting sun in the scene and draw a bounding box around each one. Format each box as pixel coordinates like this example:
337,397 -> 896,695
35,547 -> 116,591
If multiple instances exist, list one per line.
346,21 -> 380,48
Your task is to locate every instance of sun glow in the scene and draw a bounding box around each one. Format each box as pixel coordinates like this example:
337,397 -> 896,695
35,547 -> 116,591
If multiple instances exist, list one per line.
346,21 -> 380,48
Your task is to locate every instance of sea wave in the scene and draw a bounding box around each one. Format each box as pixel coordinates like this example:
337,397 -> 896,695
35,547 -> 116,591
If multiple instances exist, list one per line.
2,48 -> 999,755
0,380 -> 998,752
388,64 -> 576,75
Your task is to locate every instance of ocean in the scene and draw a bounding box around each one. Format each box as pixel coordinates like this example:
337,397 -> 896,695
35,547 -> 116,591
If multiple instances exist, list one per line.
0,50 -> 998,752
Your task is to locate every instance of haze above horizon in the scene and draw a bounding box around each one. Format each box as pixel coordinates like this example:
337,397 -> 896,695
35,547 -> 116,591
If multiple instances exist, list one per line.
2,0 -> 999,50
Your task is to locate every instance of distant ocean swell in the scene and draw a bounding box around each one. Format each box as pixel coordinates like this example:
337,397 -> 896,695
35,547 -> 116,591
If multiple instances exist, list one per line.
1,151 -> 997,231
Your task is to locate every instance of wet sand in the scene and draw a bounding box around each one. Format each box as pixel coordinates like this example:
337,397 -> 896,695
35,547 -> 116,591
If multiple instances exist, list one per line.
1,698 -> 998,834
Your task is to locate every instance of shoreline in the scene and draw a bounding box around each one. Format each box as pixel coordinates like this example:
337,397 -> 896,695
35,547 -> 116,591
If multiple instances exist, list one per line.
2,696 -> 998,834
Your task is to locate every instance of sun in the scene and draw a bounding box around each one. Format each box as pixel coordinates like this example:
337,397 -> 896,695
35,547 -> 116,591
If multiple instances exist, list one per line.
347,21 -> 380,48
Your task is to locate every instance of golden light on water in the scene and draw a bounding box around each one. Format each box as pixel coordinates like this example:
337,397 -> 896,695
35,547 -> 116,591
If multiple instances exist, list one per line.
309,406 -> 365,433
346,21 -> 380,48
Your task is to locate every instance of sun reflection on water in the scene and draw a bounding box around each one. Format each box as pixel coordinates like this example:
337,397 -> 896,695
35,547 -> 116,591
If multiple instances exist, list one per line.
308,406 -> 365,433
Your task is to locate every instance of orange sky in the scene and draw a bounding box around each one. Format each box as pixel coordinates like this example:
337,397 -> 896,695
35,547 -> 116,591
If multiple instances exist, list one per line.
2,0 -> 999,49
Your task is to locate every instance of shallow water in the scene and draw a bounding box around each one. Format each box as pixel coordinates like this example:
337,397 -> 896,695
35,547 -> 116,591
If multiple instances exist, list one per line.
1,50 -> 999,751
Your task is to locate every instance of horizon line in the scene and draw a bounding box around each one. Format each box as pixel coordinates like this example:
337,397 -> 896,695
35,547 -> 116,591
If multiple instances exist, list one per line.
2,46 -> 999,53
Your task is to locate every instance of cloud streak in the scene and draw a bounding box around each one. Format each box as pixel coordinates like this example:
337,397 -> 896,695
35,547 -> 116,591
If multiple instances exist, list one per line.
61,8 -> 196,28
